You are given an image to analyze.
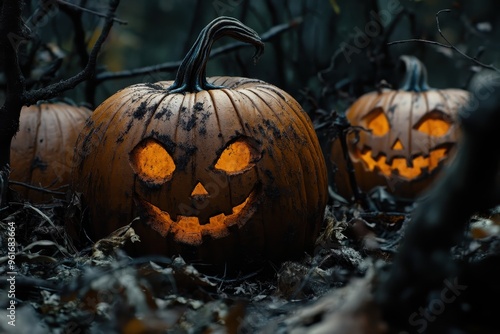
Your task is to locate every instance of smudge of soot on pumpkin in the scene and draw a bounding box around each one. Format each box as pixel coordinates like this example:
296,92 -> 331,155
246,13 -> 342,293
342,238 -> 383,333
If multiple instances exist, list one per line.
265,86 -> 287,102
122,101 -> 158,142
387,104 -> 397,115
150,131 -> 177,155
79,123 -> 102,157
196,103 -> 212,136
154,107 -> 174,120
257,124 -> 273,144
31,156 -> 48,172
138,178 -> 163,191
288,125 -> 308,145
117,119 -> 136,144
133,101 -> 149,120
263,169 -> 280,199
143,82 -> 164,90
179,107 -> 198,131
176,143 -> 197,171
264,119 -> 281,139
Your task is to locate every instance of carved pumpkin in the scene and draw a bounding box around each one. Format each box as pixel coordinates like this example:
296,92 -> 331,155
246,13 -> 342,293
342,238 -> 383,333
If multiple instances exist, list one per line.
71,17 -> 328,265
331,56 -> 470,199
10,102 -> 91,203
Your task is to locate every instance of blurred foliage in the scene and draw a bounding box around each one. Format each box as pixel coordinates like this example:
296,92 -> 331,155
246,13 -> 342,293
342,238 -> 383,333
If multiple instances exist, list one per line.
10,0 -> 500,115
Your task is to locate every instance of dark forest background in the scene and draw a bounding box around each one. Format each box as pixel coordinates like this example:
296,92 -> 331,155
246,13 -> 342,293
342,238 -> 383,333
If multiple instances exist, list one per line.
21,0 -> 500,116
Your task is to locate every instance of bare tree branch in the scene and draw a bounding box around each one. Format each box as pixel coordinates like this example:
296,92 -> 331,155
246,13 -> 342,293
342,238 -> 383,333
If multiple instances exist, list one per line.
388,9 -> 500,73
23,0 -> 121,105
57,0 -> 127,24
95,17 -> 303,84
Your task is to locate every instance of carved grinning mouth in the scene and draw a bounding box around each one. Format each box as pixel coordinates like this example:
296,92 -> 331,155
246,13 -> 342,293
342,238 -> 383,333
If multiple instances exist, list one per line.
356,146 -> 450,180
136,189 -> 258,246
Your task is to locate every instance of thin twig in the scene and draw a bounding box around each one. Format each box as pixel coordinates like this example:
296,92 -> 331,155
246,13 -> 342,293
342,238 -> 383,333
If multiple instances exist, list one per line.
23,0 -> 121,104
8,180 -> 66,195
388,9 -> 499,73
387,38 -> 451,48
57,0 -> 127,24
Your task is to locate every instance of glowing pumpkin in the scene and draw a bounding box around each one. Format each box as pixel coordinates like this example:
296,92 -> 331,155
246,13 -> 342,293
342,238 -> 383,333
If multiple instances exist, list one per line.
331,55 -> 470,199
71,17 -> 328,265
10,102 -> 91,202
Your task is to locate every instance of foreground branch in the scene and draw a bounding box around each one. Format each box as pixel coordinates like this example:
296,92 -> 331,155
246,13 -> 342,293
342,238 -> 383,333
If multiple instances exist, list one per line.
376,71 -> 500,329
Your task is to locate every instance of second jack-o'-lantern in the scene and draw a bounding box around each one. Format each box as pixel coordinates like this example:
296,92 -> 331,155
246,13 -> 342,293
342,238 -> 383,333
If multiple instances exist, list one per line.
331,56 -> 470,200
71,17 -> 328,265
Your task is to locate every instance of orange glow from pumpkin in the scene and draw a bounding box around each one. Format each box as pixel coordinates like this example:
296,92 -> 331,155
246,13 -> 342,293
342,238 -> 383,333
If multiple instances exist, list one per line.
140,193 -> 254,246
130,139 -> 175,184
415,117 -> 451,136
191,182 -> 209,196
392,139 -> 404,150
359,148 -> 448,179
364,108 -> 390,136
215,140 -> 253,173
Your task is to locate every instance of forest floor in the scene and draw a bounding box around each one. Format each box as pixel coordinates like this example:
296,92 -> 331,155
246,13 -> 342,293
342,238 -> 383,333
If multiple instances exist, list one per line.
0,190 -> 499,333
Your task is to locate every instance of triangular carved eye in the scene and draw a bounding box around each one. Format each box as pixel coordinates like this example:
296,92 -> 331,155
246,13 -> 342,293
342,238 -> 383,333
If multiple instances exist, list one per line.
130,138 -> 175,184
414,109 -> 452,137
363,107 -> 390,136
215,138 -> 261,175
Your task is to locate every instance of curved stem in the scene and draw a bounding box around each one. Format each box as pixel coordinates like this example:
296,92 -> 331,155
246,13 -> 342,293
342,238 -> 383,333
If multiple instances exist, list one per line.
168,16 -> 264,93
399,55 -> 431,92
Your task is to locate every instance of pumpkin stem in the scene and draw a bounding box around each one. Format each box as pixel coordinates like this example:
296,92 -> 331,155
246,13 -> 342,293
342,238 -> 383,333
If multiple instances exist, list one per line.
168,16 -> 264,93
399,55 -> 431,92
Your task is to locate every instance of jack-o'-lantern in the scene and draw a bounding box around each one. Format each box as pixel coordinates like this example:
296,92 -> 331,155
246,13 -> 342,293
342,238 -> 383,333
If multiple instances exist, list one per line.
71,17 -> 328,266
331,56 -> 470,200
10,102 -> 91,202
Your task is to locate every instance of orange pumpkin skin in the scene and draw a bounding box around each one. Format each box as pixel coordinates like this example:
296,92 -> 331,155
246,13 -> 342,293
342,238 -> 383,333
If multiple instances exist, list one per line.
331,56 -> 470,200
10,102 -> 91,202
71,18 -> 328,265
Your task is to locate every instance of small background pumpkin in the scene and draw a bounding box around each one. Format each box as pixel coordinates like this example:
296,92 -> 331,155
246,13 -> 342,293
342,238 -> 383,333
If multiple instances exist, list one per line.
330,55 -> 470,201
10,101 -> 91,203
71,17 -> 328,267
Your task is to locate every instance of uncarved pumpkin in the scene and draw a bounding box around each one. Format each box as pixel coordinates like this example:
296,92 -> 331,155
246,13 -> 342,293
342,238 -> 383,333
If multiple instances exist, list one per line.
331,56 -> 470,200
10,102 -> 91,203
71,17 -> 328,265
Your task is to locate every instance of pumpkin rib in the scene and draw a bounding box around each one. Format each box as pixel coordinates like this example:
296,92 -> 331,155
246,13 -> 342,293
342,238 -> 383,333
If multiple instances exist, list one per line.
420,90 -> 432,156
259,87 -> 327,246
27,105 -> 43,196
214,88 -> 267,256
209,76 -> 232,88
242,87 -> 312,252
408,91 -> 416,160
81,92 -> 144,234
250,85 -> 324,179
130,90 -> 174,227
219,88 -> 251,142
83,91 -> 141,177
288,98 -> 326,250
218,89 -> 246,221
207,88 -> 224,140
10,103 -> 91,202
236,88 -> 299,254
52,105 -> 66,188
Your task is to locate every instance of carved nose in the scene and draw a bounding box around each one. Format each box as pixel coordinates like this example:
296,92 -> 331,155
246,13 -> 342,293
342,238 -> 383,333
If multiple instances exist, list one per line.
392,139 -> 404,150
191,182 -> 209,199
